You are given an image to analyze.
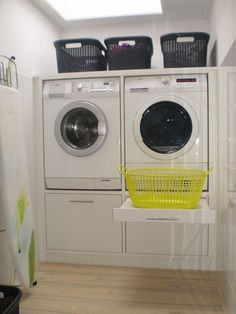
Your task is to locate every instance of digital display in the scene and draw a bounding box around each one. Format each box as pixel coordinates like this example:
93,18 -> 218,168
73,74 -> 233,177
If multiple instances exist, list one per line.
176,78 -> 197,83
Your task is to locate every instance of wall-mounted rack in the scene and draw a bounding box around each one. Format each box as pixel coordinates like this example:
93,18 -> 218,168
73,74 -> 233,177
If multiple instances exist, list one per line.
0,55 -> 18,89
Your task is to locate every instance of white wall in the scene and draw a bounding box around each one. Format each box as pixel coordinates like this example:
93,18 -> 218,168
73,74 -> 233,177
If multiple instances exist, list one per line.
222,41 -> 236,67
0,0 -> 60,181
0,0 -> 60,166
0,0 -> 60,259
0,0 -> 59,76
209,0 -> 236,66
62,19 -> 209,68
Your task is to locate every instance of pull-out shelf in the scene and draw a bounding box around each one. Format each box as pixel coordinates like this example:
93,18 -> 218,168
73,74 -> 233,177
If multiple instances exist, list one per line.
113,198 -> 215,224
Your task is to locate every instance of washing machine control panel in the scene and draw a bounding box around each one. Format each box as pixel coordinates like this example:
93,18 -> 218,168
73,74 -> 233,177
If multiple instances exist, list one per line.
43,79 -> 120,99
71,79 -> 119,94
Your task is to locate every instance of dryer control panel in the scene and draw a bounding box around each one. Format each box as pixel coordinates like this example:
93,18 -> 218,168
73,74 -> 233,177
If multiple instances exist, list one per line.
126,74 -> 208,94
157,74 -> 207,89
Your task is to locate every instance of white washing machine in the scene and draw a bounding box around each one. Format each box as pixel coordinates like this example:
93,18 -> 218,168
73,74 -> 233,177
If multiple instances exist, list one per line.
43,77 -> 121,190
124,74 -> 208,170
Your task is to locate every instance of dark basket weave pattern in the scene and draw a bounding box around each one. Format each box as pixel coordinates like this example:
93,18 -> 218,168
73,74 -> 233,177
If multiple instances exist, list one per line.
0,286 -> 22,314
54,38 -> 107,73
104,36 -> 153,70
161,32 -> 210,68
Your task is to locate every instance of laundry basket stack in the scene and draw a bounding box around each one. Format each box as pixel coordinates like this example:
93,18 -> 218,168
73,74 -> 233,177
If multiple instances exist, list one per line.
54,36 -> 153,72
54,32 -> 210,72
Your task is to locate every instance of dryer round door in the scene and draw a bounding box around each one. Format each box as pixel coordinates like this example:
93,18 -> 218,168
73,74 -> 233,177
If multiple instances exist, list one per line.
54,101 -> 107,157
133,95 -> 199,160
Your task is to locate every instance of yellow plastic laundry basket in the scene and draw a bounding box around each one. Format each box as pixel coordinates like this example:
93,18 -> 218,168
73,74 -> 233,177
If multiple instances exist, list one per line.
119,166 -> 211,209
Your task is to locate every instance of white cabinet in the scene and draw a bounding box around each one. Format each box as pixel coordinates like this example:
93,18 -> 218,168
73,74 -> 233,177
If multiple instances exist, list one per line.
117,198 -> 210,256
45,193 -> 122,253
126,223 -> 208,256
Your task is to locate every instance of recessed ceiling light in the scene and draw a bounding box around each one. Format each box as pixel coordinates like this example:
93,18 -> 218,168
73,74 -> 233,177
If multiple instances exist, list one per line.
45,0 -> 163,21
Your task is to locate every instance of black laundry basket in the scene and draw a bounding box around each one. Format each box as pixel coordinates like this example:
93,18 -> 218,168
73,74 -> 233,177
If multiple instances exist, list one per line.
0,286 -> 22,314
160,32 -> 210,68
104,36 -> 153,70
54,38 -> 107,73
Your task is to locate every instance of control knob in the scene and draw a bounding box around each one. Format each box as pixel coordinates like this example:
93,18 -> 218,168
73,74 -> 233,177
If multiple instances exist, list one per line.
77,83 -> 82,91
161,77 -> 170,86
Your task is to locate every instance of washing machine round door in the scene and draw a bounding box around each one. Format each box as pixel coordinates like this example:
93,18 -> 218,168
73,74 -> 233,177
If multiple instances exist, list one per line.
134,95 -> 198,160
54,101 -> 107,157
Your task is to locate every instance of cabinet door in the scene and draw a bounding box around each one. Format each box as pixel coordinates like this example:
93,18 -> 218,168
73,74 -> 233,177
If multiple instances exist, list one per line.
126,223 -> 208,256
45,194 -> 122,253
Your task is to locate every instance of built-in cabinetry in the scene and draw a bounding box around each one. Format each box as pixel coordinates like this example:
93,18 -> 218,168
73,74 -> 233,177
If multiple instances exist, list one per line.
126,222 -> 208,256
45,193 -> 122,253
43,192 -> 212,269
34,68 -> 217,270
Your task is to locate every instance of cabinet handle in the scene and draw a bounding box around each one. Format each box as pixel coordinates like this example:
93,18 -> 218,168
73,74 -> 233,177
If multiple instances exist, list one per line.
146,217 -> 180,221
69,200 -> 94,204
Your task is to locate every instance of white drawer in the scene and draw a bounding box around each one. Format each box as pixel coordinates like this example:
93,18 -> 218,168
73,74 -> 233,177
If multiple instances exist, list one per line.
45,193 -> 122,253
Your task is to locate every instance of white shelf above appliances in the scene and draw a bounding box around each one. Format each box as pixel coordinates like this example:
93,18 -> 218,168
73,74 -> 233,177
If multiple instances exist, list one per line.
113,198 -> 215,224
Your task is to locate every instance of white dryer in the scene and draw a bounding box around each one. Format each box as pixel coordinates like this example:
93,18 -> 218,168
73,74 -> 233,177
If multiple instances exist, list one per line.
124,74 -> 208,170
43,78 -> 121,190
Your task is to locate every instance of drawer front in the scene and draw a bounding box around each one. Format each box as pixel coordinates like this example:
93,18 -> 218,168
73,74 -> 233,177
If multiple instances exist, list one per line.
45,193 -> 122,253
126,223 -> 208,256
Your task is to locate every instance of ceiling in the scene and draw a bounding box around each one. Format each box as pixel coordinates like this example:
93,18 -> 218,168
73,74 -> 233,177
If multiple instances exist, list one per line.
30,0 -> 214,28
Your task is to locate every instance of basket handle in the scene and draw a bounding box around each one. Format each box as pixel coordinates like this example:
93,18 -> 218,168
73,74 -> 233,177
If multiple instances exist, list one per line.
118,40 -> 136,47
208,167 -> 213,174
161,33 -> 210,46
177,36 -> 195,43
118,165 -> 127,175
65,42 -> 83,49
55,38 -> 107,54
